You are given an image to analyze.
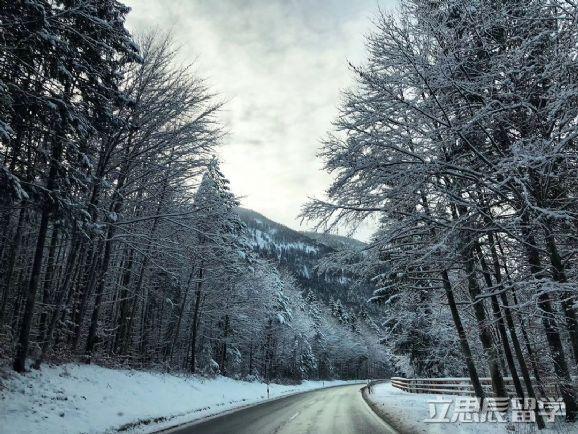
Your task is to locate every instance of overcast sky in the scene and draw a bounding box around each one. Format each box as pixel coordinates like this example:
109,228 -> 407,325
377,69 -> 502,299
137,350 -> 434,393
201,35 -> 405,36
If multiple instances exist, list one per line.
124,0 -> 395,241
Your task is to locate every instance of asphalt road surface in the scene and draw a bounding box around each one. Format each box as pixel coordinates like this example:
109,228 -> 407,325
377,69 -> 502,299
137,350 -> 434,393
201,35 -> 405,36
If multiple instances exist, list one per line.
166,384 -> 397,434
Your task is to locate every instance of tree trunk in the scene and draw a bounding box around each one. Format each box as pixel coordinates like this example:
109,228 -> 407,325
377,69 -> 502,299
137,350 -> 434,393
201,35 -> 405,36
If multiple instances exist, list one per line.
496,233 -> 547,396
521,218 -> 577,421
169,269 -> 194,361
115,247 -> 135,355
441,270 -> 485,399
33,233 -> 80,369
221,314 -> 229,376
38,225 -> 59,342
461,243 -> 506,398
248,341 -> 254,376
420,192 -> 485,399
85,172 -> 127,359
486,233 -> 544,428
190,267 -> 204,373
13,116 -> 66,372
71,244 -> 99,350
85,233 -> 114,360
0,208 -> 25,325
543,227 -> 578,366
475,243 -> 524,398
13,207 -> 50,372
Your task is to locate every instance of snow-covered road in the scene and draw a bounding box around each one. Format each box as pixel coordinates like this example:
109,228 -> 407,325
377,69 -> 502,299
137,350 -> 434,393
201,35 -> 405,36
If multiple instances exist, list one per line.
168,383 -> 397,434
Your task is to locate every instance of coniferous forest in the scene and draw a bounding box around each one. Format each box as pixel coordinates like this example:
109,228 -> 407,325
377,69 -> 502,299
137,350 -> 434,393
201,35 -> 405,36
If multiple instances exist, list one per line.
2,0 -> 578,428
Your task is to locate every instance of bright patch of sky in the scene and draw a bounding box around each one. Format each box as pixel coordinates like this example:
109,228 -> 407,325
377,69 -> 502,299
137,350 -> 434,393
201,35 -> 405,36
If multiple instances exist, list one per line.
124,0 -> 396,241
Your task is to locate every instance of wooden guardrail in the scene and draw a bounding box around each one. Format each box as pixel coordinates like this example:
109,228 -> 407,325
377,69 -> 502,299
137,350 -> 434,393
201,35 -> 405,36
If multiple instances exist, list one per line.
391,376 -> 565,397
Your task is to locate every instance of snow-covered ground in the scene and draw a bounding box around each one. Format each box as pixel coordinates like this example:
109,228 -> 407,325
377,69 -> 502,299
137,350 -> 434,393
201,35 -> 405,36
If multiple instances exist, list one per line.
365,382 -> 575,434
0,363 -> 355,434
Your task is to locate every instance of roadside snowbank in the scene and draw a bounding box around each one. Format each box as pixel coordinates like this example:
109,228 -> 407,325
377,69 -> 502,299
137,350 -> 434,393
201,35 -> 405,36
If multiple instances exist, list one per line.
365,382 -> 572,434
0,363 -> 355,434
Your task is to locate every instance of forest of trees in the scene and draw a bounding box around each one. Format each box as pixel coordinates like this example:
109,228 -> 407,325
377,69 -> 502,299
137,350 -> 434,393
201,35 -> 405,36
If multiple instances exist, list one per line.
303,0 -> 578,425
0,1 -> 389,383
4,0 -> 578,428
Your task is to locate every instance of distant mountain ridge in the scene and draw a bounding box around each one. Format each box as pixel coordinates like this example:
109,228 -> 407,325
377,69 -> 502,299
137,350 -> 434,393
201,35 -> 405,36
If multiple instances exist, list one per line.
301,230 -> 366,251
236,207 -> 371,305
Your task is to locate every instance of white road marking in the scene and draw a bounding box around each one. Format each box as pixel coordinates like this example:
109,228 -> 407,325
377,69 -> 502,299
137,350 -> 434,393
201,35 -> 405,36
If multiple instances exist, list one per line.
289,411 -> 300,421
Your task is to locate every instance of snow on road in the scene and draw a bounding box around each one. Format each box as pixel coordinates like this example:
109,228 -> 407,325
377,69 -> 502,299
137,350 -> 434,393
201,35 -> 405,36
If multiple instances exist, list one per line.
365,382 -> 573,434
0,363 -> 354,434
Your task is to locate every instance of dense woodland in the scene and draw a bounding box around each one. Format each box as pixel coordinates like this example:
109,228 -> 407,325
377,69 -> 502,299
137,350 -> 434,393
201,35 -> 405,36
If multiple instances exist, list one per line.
303,0 -> 578,425
0,1 -> 389,383
4,0 -> 578,428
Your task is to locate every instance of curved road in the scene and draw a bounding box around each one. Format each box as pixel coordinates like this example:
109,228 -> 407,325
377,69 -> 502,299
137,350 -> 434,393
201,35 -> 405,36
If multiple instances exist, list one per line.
166,384 -> 397,434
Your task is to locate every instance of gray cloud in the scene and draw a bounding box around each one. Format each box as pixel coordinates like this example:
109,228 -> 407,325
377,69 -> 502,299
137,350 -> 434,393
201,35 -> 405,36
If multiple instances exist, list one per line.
124,0 -> 395,241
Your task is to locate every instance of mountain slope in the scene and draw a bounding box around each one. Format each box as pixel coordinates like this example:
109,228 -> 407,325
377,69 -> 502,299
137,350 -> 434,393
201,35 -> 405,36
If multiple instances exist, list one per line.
237,208 -> 371,304
301,231 -> 366,251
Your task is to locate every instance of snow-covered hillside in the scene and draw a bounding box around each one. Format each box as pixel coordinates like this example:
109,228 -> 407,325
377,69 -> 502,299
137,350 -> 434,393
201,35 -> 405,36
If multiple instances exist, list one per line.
238,207 -> 331,259
0,363 -> 355,434
237,208 -> 371,303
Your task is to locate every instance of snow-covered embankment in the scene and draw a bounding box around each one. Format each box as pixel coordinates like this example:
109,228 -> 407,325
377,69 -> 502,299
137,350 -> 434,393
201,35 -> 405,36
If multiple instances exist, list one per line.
364,381 -> 567,434
0,363 -> 352,434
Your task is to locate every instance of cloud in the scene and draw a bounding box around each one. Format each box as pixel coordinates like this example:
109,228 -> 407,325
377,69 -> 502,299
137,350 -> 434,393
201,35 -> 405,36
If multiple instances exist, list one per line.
124,0 -> 394,241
